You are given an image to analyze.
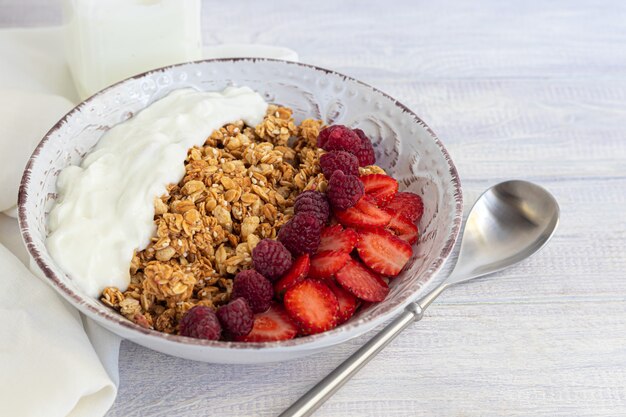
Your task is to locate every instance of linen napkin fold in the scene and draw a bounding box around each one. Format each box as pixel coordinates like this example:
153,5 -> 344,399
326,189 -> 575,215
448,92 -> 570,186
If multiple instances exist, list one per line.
0,25 -> 78,217
0,243 -> 117,417
0,27 -> 121,417
0,90 -> 74,214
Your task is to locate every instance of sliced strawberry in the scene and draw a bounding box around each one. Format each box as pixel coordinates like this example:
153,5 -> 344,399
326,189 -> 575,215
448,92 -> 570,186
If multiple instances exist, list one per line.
309,250 -> 350,280
359,300 -> 375,311
328,215 -> 340,226
318,224 -> 359,253
360,174 -> 398,205
356,229 -> 413,276
334,196 -> 392,229
274,254 -> 310,299
234,303 -> 298,342
385,210 -> 419,244
326,279 -> 358,324
383,192 -> 424,223
284,279 -> 339,335
335,258 -> 389,302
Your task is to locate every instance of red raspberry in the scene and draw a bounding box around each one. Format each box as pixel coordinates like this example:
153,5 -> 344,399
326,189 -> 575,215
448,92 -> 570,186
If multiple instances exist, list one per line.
317,125 -> 361,154
179,306 -> 222,340
327,170 -> 365,210
232,269 -> 273,313
294,190 -> 330,224
217,297 -> 254,337
320,151 -> 359,179
316,125 -> 335,148
353,128 -> 376,166
278,213 -> 322,256
252,239 -> 293,282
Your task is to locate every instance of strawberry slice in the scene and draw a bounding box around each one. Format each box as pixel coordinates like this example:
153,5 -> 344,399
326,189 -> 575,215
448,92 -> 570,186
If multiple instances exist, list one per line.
318,225 -> 359,253
274,254 -> 310,298
309,250 -> 350,279
334,196 -> 392,229
284,279 -> 339,335
326,279 -> 358,324
335,259 -> 389,302
234,303 -> 298,342
383,192 -> 424,223
359,300 -> 375,311
385,210 -> 419,244
360,174 -> 398,205
356,229 -> 413,276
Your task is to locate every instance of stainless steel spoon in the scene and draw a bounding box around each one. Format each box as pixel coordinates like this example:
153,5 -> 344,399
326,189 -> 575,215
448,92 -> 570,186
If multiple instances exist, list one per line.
279,180 -> 560,417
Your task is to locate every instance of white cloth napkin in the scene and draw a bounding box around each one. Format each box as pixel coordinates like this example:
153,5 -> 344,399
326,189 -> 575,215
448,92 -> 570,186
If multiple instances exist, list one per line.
0,27 -> 120,417
0,91 -> 75,214
0,25 -> 78,216
0,244 -> 117,417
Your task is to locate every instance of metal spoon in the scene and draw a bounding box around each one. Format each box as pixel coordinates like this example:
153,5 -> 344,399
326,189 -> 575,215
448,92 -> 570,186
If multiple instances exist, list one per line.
280,180 -> 560,417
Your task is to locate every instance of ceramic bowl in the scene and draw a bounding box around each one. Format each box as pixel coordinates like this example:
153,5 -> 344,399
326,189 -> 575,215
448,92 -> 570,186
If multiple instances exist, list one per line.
18,59 -> 462,364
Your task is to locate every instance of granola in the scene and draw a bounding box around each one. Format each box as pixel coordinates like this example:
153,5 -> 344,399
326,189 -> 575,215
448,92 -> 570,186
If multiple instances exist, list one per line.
101,106 -> 325,332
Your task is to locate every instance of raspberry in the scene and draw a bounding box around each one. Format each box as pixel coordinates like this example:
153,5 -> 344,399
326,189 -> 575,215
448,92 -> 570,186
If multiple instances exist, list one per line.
217,297 -> 254,337
316,125 -> 336,148
232,269 -> 273,313
317,125 -> 361,154
294,190 -> 330,224
353,128 -> 376,166
179,306 -> 222,340
320,151 -> 359,179
326,170 -> 365,210
278,213 -> 322,256
252,239 -> 293,282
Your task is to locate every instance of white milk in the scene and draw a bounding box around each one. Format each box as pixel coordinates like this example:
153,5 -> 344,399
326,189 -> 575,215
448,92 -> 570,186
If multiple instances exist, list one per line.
47,87 -> 268,297
62,0 -> 203,99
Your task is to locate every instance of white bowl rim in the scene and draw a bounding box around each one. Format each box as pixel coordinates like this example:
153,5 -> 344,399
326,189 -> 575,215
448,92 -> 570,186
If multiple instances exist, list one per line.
18,57 -> 463,352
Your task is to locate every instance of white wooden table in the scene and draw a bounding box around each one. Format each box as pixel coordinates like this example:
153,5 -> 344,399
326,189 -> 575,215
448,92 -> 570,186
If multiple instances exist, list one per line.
1,1 -> 626,416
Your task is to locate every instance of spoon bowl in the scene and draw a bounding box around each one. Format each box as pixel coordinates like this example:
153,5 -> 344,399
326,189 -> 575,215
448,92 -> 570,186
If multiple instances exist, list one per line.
450,180 -> 560,284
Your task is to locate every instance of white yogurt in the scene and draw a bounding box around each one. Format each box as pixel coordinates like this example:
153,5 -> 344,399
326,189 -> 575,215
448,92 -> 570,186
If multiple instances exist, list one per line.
47,87 -> 268,297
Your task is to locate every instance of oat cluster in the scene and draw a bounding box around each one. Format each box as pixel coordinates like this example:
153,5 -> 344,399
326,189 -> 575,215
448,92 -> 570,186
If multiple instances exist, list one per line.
101,106 -> 326,333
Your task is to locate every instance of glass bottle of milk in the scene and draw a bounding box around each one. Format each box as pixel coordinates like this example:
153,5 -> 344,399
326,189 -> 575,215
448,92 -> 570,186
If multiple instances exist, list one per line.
62,0 -> 203,99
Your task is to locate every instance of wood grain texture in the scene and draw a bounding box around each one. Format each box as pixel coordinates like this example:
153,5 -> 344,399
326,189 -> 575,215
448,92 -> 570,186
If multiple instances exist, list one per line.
1,0 -> 625,415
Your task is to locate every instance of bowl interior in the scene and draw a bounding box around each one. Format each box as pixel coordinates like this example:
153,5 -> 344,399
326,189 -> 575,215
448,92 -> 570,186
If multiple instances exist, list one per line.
18,59 -> 462,353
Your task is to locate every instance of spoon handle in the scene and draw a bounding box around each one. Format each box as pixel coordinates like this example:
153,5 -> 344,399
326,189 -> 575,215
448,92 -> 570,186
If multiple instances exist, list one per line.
278,303 -> 424,417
